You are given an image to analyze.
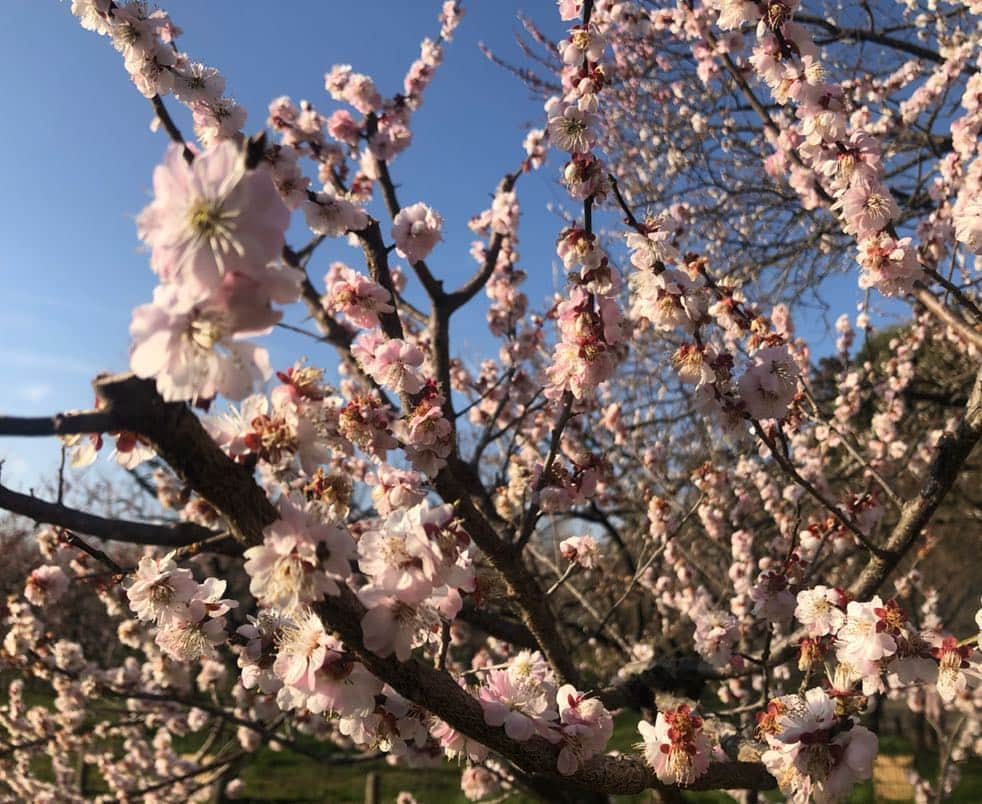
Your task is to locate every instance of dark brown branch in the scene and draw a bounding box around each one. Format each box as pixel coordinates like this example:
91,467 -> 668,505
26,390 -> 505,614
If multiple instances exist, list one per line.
59,529 -> 125,574
923,268 -> 982,323
366,112 -> 445,302
445,170 -> 521,313
354,221 -> 407,342
149,94 -> 194,164
913,286 -> 982,353
753,421 -> 891,557
435,457 -> 582,687
92,373 -> 277,545
598,656 -> 715,710
796,14 -> 977,72
0,411 -> 116,437
515,391 -> 575,552
457,601 -> 539,649
0,482 -> 217,548
34,373 -> 278,546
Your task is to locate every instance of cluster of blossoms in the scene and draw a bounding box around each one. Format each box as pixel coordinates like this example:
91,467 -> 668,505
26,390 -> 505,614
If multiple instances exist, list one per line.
392,202 -> 444,265
356,501 -> 474,659
130,140 -> 299,402
392,385 -> 454,477
626,220 -> 801,426
205,361 -> 344,481
244,496 -> 354,611
127,553 -> 237,661
23,564 -> 69,608
690,603 -> 740,668
792,588 -> 979,705
477,650 -> 614,775
559,533 -> 601,568
72,0 -> 244,143
353,331 -> 427,396
757,687 -> 878,803
323,261 -> 394,328
70,2 -> 304,403
543,5 -> 630,403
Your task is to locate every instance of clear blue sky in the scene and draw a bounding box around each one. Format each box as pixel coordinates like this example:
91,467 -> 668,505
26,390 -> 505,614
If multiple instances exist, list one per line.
0,1 -> 887,490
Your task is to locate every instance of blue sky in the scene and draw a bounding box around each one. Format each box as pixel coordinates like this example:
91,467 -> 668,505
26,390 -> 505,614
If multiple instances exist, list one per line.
0,1 -> 888,491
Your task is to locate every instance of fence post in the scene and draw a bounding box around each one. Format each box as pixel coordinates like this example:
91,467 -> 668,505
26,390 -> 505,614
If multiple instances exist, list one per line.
364,771 -> 380,804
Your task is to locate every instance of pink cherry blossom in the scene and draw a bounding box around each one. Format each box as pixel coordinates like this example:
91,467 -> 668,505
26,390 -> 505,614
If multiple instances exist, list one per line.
353,332 -> 426,395
795,586 -> 847,637
392,203 -> 443,264
324,262 -> 395,328
272,608 -> 328,691
555,685 -> 613,774
738,345 -> 799,420
137,141 -> 289,304
129,283 -> 274,402
358,585 -> 434,661
127,554 -> 199,624
836,597 -> 898,677
460,766 -> 500,801
24,565 -> 69,607
245,496 -> 353,610
638,704 -> 710,786
303,189 -> 369,237
479,668 -> 557,742
559,535 -> 600,568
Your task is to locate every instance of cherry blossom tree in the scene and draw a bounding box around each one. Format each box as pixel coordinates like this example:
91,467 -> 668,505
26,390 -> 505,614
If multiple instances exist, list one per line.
1,0 -> 981,801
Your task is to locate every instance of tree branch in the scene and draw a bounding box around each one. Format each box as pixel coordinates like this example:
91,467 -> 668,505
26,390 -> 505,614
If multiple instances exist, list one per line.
1,374 -> 277,546
315,586 -> 775,795
445,170 -> 521,313
0,482 -> 217,548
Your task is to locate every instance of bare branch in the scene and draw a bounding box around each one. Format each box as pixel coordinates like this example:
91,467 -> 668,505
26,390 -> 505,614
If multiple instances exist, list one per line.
446,170 -> 521,312
0,482 -> 217,548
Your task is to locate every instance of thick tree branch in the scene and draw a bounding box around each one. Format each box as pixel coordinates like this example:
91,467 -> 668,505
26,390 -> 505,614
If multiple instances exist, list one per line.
0,374 -> 277,546
914,285 -> 982,353
355,221 -> 407,342
457,601 -> 540,649
435,458 -> 582,686
92,373 -> 277,545
315,586 -> 775,795
0,411 -> 116,437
